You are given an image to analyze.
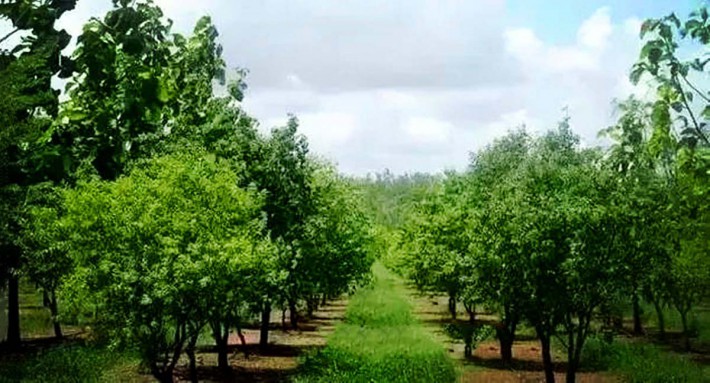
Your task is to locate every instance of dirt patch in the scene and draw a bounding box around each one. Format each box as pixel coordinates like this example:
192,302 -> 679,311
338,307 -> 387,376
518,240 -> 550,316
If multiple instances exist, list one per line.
407,292 -> 618,383
174,298 -> 347,382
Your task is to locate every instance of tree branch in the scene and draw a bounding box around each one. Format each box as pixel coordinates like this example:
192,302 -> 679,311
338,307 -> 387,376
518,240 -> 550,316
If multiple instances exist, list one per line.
681,74 -> 710,104
0,27 -> 20,46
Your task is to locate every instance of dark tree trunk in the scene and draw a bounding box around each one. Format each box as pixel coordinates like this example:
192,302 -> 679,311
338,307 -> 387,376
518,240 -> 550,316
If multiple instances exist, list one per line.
464,302 -> 476,324
236,325 -> 248,359
497,327 -> 514,363
497,315 -> 517,363
679,310 -> 691,351
306,298 -> 317,319
212,323 -> 230,372
42,290 -> 50,308
631,291 -> 644,335
185,334 -> 199,383
448,294 -> 457,320
152,369 -> 174,383
7,275 -> 21,348
281,309 -> 287,330
321,294 -> 327,307
49,290 -> 62,339
539,333 -> 555,383
260,301 -> 271,349
652,299 -> 665,340
289,299 -> 299,330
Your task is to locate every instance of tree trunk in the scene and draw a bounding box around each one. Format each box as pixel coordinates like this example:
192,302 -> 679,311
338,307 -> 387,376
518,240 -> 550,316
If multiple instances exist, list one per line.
236,325 -> 248,359
185,334 -> 199,383
497,327 -> 514,363
49,290 -> 62,339
289,300 -> 299,330
321,294 -> 327,307
7,275 -> 20,348
497,316 -> 517,363
260,301 -> 271,349
538,331 -> 555,383
212,324 -> 230,372
152,369 -> 174,383
306,298 -> 316,319
42,290 -> 50,308
464,302 -> 476,324
652,299 -> 665,340
679,310 -> 690,351
632,292 -> 644,335
448,294 -> 457,320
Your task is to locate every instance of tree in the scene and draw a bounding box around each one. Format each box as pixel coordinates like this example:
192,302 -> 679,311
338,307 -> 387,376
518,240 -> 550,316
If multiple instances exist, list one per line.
60,153 -> 271,382
0,0 -> 77,347
460,129 -> 531,363
56,0 -> 177,180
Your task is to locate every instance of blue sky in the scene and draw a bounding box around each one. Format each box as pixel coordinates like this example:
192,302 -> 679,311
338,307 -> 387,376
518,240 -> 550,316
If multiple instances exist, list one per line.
2,1 -> 705,175
508,0 -> 700,44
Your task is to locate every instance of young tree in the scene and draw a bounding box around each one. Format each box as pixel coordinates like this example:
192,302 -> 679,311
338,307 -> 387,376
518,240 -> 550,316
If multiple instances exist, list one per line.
60,153 -> 271,382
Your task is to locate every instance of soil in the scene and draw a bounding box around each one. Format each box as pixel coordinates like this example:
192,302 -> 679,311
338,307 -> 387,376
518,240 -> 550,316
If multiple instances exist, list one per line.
407,289 -> 619,383
173,299 -> 347,382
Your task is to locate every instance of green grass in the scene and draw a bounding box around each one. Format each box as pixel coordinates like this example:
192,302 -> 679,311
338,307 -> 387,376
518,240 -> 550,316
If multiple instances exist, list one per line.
636,302 -> 710,344
0,344 -> 142,383
18,281 -> 55,338
580,336 -> 710,383
294,262 -> 457,383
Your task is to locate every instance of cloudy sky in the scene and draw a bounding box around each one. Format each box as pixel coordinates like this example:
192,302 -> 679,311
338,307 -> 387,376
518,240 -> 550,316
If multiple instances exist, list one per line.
13,0 -> 705,174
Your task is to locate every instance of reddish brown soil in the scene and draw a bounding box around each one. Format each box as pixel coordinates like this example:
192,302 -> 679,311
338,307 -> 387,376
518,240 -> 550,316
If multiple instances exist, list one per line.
407,289 -> 618,383
173,299 -> 347,382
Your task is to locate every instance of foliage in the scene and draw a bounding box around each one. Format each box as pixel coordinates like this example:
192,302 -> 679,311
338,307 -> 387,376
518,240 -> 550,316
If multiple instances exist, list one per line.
58,153 -> 272,381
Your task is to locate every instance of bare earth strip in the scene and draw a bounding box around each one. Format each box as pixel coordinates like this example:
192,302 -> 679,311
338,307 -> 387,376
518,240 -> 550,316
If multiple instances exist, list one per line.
173,299 -> 348,383
405,287 -> 618,383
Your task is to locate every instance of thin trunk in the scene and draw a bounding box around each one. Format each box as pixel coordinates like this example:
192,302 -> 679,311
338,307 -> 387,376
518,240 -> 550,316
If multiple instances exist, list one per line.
679,310 -> 690,351
7,275 -> 20,348
321,294 -> 327,306
652,299 -> 665,340
632,292 -> 643,335
281,309 -> 287,330
306,298 -> 316,318
43,290 -> 50,308
538,330 -> 555,383
464,302 -> 475,324
236,325 -> 248,359
260,301 -> 271,349
49,290 -> 62,339
448,294 -> 457,320
152,324 -> 185,383
185,334 -> 199,383
289,300 -> 299,330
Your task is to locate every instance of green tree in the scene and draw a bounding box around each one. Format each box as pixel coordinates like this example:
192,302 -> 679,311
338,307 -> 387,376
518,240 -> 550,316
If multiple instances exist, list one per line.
60,153 -> 270,383
0,0 -> 77,347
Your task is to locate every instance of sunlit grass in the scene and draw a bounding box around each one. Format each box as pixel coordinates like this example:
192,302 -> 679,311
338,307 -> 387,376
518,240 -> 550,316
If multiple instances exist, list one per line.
581,336 -> 709,383
294,263 -> 457,383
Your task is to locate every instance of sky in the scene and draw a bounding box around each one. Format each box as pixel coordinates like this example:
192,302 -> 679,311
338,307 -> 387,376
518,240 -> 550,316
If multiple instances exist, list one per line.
3,0 -> 704,175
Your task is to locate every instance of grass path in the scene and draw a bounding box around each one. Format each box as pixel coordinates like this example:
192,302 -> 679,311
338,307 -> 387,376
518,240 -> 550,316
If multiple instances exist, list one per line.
294,262 -> 457,383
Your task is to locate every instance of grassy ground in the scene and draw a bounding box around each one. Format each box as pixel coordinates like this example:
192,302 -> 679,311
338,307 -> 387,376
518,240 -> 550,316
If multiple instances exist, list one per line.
0,343 -> 145,383
581,336 -> 710,383
293,262 -> 457,383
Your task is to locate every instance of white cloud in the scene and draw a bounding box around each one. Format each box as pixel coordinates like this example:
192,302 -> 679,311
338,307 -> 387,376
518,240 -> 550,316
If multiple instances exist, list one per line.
1,2 -> 657,175
404,117 -> 453,145
577,7 -> 613,50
